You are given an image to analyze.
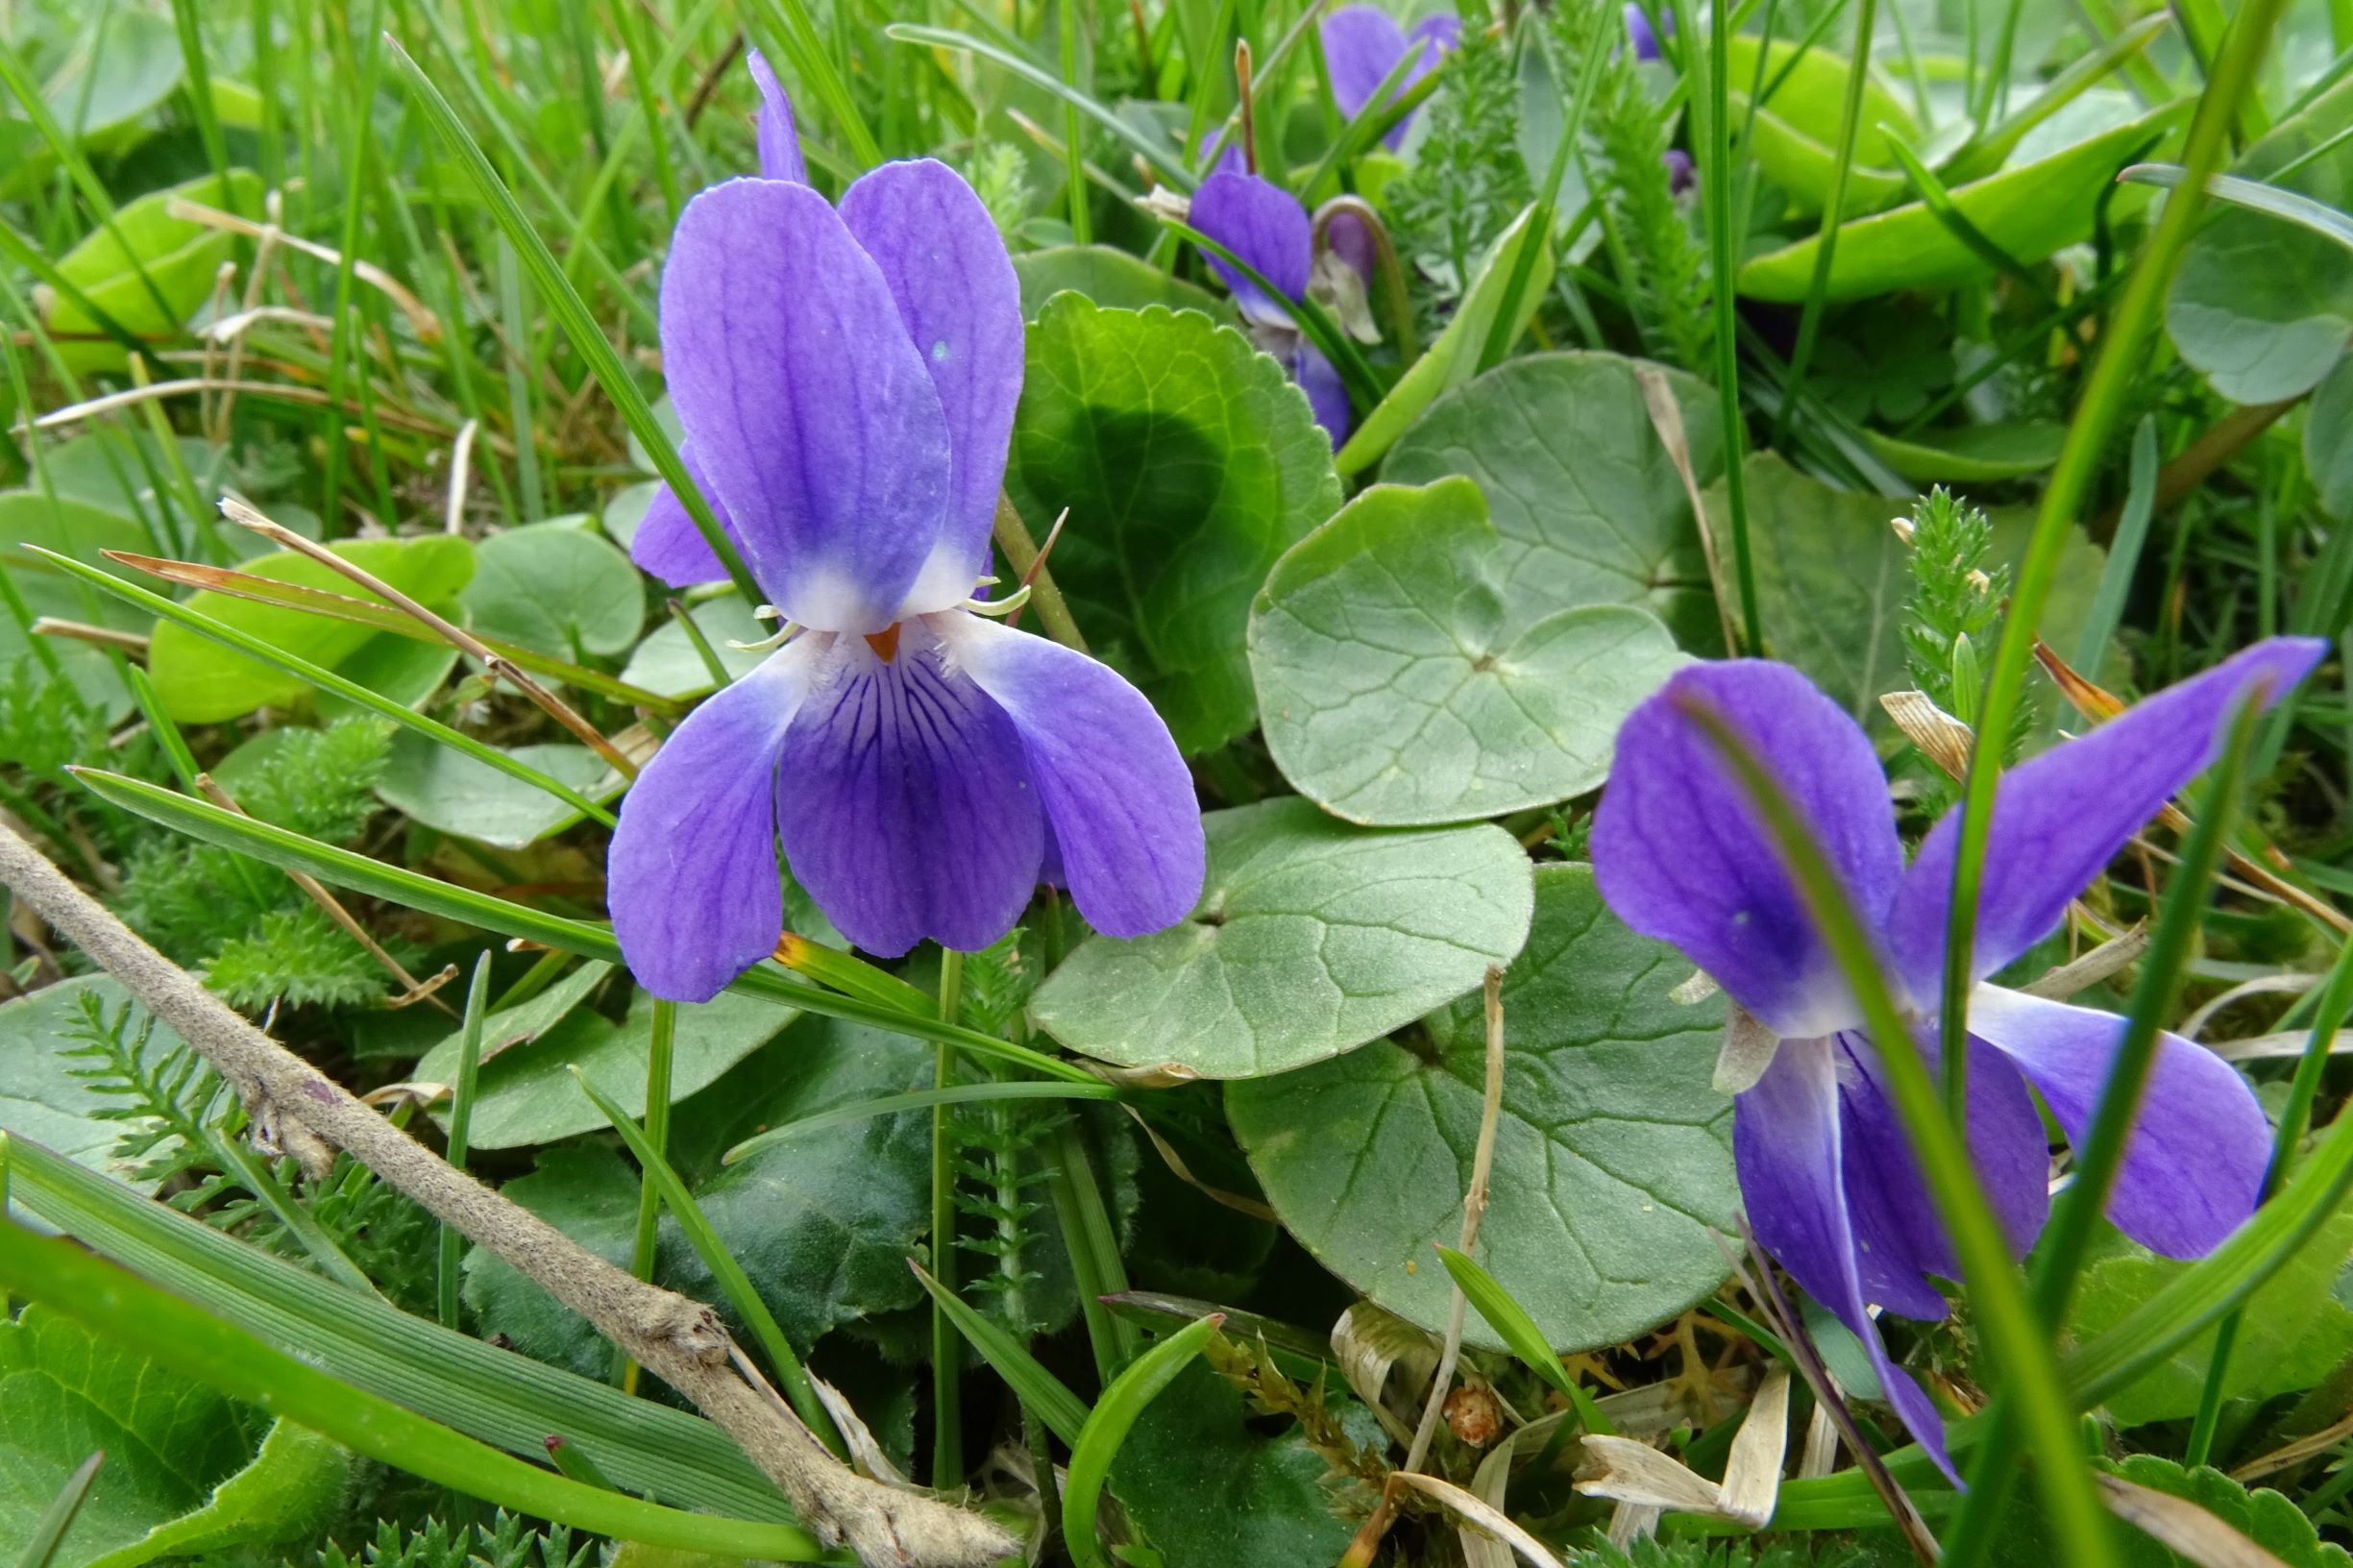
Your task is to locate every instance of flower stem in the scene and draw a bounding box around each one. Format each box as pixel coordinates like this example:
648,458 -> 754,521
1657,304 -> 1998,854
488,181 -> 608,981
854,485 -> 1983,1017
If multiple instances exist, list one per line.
931,947 -> 967,1487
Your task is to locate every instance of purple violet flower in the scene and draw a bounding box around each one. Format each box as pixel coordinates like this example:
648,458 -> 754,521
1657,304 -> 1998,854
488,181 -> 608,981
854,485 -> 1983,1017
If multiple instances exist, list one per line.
1624,2 -> 1670,61
1189,171 -> 1364,445
1590,641 -> 2327,1473
1320,6 -> 1460,149
611,58 -> 1206,1001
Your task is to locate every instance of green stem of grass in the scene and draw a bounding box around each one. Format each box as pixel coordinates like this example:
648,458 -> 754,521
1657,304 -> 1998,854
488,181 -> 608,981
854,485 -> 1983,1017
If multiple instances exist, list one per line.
619,997 -> 677,1391
931,947 -> 967,1487
1774,0 -> 1879,452
1933,0 -> 2291,1126
1676,0 -> 1762,653
436,957 -> 494,1334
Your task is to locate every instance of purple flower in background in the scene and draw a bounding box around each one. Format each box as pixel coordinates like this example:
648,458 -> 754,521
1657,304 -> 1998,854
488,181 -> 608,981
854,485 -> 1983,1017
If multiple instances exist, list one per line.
1662,147 -> 1695,195
1590,641 -> 2326,1473
1320,6 -> 1459,149
1189,172 -> 1367,444
1624,2 -> 1670,61
611,64 -> 1205,1001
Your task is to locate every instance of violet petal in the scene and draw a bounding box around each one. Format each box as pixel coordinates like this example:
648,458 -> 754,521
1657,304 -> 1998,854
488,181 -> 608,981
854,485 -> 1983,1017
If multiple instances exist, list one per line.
1294,340 -> 1352,448
1736,1034 -> 1958,1479
1887,636 -> 2327,1000
659,178 -> 954,633
1190,171 -> 1312,321
1590,660 -> 1904,1040
1834,1029 -> 2049,1319
945,613 -> 1205,937
1969,985 -> 2267,1258
630,441 -> 742,588
607,642 -> 818,1001
837,159 -> 1025,617
1320,6 -> 1410,123
772,624 -> 1044,957
746,48 -> 807,184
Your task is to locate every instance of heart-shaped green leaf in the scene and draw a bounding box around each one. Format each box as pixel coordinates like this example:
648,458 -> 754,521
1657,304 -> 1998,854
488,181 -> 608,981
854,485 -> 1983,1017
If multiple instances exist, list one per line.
1012,245 -> 1229,321
460,518 -> 644,659
2168,72 -> 2353,404
1249,478 -> 1686,825
374,731 -> 614,848
1029,796 -> 1532,1078
1227,863 -> 1737,1352
1382,351 -> 1724,646
1005,298 -> 1342,754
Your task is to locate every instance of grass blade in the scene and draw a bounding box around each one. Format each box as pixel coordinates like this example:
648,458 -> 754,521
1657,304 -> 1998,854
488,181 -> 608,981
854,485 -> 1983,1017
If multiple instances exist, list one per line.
2119,161 -> 2353,251
0,1213 -> 823,1560
564,1066 -> 842,1454
889,24 -> 1191,186
909,1260 -> 1092,1446
1062,1313 -> 1221,1568
385,35 -> 761,606
16,1452 -> 104,1568
1437,1246 -> 1616,1437
30,550 -> 617,828
1,1136 -> 802,1521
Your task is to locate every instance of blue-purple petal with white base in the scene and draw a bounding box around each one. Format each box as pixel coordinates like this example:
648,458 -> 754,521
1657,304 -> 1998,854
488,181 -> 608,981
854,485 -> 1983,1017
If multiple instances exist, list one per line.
947,614 -> 1207,937
1589,639 -> 2324,1465
838,159 -> 1026,615
606,641 -> 818,1002
772,623 -> 1044,958
659,178 -> 953,633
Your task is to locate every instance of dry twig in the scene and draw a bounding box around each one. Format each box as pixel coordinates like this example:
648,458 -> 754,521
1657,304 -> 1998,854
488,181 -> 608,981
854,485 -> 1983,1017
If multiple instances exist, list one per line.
0,818 -> 1017,1568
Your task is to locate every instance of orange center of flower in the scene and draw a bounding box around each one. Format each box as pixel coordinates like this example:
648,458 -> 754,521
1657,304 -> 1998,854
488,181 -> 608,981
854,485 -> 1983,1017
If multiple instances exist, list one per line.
863,623 -> 902,663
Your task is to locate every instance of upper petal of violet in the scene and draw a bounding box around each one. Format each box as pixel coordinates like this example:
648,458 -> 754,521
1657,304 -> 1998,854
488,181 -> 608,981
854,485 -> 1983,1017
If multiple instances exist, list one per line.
1190,171 -> 1312,323
1319,6 -> 1410,123
1590,661 -> 1906,1040
1885,635 -> 2326,1002
944,612 -> 1206,939
745,48 -> 807,184
607,640 -> 821,1001
837,159 -> 1025,618
659,178 -> 953,633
